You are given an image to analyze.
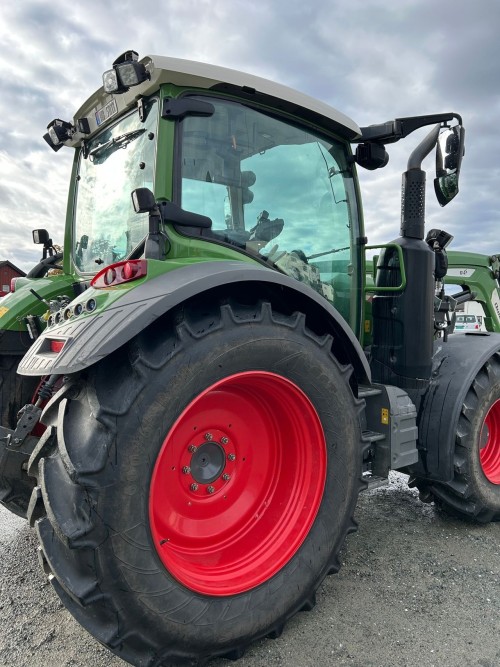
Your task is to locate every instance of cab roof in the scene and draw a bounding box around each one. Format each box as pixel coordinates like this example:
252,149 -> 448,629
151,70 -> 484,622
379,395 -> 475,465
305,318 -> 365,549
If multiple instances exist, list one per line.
72,54 -> 361,144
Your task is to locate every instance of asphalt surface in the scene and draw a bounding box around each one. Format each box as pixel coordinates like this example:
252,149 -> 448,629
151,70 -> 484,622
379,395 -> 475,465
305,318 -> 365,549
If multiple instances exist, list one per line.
1,472 -> 499,667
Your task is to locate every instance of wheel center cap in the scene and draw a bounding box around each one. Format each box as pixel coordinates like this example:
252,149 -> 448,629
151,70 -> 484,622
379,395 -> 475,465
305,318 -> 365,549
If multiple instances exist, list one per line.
190,442 -> 226,483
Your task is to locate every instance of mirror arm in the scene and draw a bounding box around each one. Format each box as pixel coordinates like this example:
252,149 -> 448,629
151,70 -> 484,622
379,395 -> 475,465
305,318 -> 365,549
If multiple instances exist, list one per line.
358,112 -> 461,144
407,124 -> 440,170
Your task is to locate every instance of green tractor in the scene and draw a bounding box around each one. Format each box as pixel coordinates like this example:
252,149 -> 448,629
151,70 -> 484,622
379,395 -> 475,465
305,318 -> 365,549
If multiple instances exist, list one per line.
0,229 -> 87,515
1,50 -> 499,666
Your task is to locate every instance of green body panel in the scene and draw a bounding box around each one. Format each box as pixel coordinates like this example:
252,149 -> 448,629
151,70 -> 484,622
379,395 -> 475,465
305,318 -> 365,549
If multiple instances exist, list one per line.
154,85 -> 177,203
68,256 -> 262,322
0,275 -> 75,332
62,151 -> 81,277
164,227 -> 265,265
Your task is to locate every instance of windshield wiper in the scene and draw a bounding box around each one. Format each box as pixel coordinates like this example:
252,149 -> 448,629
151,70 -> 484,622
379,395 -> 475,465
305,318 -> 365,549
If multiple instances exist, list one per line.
88,129 -> 146,163
307,246 -> 350,260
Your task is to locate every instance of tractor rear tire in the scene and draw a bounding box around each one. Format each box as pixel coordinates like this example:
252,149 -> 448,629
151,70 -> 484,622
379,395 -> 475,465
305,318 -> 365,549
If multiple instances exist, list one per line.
419,354 -> 500,522
29,300 -> 365,666
0,354 -> 38,517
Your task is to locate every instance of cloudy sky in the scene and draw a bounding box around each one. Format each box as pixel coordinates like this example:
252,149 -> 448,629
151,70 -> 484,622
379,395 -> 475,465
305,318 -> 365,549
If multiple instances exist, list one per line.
0,0 -> 499,272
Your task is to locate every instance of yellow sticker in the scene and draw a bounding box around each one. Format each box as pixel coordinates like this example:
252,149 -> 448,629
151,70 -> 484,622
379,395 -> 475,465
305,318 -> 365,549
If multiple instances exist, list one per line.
0,306 -> 9,318
364,319 -> 371,333
381,408 -> 389,425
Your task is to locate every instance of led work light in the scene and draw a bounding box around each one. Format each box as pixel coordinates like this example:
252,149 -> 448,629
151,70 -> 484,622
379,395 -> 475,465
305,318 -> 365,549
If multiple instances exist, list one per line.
102,50 -> 150,94
43,118 -> 74,152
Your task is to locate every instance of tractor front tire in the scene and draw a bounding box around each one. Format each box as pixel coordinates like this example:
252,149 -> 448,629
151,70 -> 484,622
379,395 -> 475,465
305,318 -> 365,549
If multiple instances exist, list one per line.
420,354 -> 500,522
30,300 -> 365,666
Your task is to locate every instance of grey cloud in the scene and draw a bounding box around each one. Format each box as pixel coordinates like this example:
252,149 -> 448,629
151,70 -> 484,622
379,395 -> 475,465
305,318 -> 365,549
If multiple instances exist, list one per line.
0,0 -> 498,272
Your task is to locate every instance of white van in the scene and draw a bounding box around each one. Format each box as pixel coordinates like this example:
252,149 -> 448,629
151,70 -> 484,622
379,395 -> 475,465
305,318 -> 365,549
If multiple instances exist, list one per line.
454,313 -> 484,332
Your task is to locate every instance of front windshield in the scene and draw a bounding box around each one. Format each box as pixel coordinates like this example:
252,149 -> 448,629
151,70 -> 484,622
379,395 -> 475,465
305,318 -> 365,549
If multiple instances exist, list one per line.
73,98 -> 158,273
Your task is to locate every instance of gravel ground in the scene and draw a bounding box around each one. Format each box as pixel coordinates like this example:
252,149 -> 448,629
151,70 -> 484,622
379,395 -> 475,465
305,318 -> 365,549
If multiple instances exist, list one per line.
1,472 -> 499,667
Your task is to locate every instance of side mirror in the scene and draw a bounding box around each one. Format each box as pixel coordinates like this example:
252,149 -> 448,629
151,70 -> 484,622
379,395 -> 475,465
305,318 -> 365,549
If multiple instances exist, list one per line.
32,229 -> 51,245
434,125 -> 465,206
131,187 -> 156,214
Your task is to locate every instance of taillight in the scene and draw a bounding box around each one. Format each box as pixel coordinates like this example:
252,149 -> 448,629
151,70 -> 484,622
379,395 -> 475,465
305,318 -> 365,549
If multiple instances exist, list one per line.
50,340 -> 65,353
10,277 -> 19,292
91,260 -> 147,289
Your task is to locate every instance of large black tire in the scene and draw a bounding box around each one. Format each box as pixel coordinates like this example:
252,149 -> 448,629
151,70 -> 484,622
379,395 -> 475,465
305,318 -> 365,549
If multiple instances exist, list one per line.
417,354 -> 500,522
29,299 -> 365,666
0,354 -> 38,517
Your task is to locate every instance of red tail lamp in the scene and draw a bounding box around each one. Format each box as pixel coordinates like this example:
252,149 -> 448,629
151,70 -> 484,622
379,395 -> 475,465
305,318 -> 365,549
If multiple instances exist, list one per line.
50,340 -> 65,353
91,259 -> 147,288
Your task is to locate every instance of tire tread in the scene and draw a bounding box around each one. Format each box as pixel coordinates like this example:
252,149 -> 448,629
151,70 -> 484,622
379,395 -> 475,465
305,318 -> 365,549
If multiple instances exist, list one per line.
32,299 -> 367,665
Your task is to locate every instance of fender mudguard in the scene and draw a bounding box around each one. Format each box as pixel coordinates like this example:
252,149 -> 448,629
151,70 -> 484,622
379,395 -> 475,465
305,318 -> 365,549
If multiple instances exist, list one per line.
410,332 -> 500,482
18,261 -> 370,383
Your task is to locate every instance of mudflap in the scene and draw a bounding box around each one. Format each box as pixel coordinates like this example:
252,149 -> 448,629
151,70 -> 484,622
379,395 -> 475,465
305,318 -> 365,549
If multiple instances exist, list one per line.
409,332 -> 500,482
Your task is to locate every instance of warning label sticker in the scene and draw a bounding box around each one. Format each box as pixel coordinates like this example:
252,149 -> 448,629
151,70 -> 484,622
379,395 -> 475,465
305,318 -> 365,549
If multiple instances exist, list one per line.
447,267 -> 475,278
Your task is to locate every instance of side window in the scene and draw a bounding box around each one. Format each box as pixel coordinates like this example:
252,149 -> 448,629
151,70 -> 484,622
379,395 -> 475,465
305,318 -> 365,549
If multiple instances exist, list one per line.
180,97 -> 358,323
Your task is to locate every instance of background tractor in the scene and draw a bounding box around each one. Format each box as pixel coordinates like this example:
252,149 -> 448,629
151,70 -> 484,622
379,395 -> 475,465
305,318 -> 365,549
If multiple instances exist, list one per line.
0,50 -> 499,666
0,230 -> 82,515
444,250 -> 500,332
365,249 -> 500,343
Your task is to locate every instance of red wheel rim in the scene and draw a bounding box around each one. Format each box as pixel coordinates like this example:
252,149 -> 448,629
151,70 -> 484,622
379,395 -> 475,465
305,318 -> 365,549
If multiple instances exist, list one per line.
480,399 -> 500,484
149,371 -> 327,596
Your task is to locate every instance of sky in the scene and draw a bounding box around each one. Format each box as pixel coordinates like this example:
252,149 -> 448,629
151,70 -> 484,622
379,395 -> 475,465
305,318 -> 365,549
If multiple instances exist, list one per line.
0,0 -> 499,273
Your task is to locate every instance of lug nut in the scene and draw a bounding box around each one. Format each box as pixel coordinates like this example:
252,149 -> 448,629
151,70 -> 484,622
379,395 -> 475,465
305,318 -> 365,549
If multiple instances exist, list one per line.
222,473 -> 231,481
220,436 -> 229,445
190,483 -> 199,491
182,466 -> 191,474
204,432 -> 213,441
228,453 -> 236,461
207,485 -> 215,494
188,444 -> 197,453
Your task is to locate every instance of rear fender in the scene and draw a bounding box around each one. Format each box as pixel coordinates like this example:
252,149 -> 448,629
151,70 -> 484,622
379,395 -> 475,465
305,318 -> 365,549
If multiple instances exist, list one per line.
18,261 -> 370,384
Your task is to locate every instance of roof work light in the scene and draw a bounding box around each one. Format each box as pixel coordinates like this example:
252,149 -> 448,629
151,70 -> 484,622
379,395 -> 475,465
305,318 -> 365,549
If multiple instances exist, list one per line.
102,50 -> 150,94
43,118 -> 74,152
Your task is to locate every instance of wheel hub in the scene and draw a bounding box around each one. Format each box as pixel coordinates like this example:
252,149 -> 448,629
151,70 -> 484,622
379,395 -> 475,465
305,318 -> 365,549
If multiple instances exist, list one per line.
180,428 -> 236,496
190,442 -> 226,484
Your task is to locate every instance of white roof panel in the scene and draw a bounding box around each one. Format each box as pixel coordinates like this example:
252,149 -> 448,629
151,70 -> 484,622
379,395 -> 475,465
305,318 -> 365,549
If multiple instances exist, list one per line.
146,55 -> 361,139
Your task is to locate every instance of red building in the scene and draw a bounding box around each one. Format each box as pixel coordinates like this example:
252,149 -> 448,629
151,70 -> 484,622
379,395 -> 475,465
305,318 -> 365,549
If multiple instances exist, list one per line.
0,261 -> 26,297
